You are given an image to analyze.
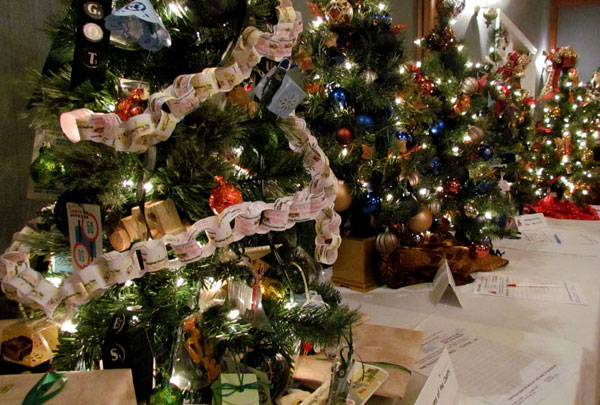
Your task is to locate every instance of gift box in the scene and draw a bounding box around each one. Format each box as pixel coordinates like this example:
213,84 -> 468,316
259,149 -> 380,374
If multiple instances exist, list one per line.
331,236 -> 377,292
293,323 -> 423,399
1,319 -> 58,367
0,369 -> 136,404
212,373 -> 260,405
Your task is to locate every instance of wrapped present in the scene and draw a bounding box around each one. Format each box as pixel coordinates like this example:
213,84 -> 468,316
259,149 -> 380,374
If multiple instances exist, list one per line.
293,323 -> 423,399
0,369 -> 136,404
1,319 -> 58,367
212,373 -> 260,405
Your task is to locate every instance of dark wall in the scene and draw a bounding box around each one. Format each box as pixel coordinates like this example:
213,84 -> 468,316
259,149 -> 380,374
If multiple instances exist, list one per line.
0,1 -> 66,248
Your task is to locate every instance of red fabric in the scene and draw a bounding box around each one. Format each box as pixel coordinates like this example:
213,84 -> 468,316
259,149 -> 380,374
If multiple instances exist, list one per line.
532,195 -> 599,220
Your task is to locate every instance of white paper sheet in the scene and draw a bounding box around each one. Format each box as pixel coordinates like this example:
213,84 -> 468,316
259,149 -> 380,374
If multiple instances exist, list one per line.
414,328 -> 564,405
473,274 -> 586,305
496,229 -> 600,257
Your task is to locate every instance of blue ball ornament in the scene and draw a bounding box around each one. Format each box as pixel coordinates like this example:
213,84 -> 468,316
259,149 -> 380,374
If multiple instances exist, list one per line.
478,145 -> 494,161
475,182 -> 497,195
330,87 -> 348,109
429,121 -> 445,136
498,152 -> 517,164
362,193 -> 381,214
357,114 -> 374,127
429,156 -> 442,174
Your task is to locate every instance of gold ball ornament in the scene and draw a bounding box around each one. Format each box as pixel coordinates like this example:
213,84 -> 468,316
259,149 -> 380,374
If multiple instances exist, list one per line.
361,69 -> 378,84
324,0 -> 354,26
467,125 -> 484,144
463,201 -> 479,218
428,199 -> 442,215
461,77 -> 479,94
376,227 -> 399,254
407,172 -> 420,187
260,277 -> 285,301
407,206 -> 433,233
334,180 -> 353,212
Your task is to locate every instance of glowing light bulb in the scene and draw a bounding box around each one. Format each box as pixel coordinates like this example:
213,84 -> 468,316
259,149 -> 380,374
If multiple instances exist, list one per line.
61,320 -> 78,333
227,309 -> 240,319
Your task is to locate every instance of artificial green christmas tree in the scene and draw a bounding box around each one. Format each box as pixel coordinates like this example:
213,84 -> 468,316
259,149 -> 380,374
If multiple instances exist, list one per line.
522,46 -> 600,219
0,0 -> 359,402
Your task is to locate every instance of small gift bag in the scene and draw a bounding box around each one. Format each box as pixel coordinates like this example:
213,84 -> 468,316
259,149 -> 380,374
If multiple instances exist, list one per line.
1,319 -> 58,367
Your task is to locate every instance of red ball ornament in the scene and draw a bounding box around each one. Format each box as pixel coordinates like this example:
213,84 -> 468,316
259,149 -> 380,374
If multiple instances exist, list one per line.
115,88 -> 147,122
469,242 -> 491,259
443,178 -> 461,196
209,176 -> 243,214
335,126 -> 354,145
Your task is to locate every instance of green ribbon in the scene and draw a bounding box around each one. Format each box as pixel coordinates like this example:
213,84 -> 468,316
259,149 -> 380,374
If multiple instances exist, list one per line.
363,361 -> 412,375
219,381 -> 260,397
211,375 -> 270,405
315,357 -> 412,375
22,372 -> 68,405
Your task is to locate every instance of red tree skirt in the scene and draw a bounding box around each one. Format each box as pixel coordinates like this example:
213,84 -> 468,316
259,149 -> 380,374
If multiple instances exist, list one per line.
532,195 -> 599,220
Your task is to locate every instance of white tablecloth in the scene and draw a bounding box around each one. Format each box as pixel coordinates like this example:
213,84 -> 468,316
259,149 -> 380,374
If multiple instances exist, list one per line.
338,218 -> 600,404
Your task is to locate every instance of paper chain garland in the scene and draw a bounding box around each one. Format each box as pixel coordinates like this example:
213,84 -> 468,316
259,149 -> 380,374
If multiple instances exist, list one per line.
59,1 -> 303,152
0,0 -> 342,320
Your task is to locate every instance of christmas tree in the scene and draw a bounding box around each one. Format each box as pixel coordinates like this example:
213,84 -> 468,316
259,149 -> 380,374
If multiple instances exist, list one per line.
522,46 -> 600,219
301,0 -> 520,263
300,0 -> 432,238
398,0 -> 525,249
1,0 -> 359,402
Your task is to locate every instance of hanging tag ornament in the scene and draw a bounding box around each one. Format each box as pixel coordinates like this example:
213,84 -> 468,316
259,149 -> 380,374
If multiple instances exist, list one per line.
105,0 -> 171,52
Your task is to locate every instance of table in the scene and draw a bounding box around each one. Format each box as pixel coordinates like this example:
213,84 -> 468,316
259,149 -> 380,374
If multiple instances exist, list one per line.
338,218 -> 600,404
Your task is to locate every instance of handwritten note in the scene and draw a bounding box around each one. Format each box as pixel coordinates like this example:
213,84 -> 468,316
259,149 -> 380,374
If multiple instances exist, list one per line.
473,274 -> 586,305
514,213 -> 547,231
414,328 -> 563,405
414,347 -> 458,405
432,260 -> 463,308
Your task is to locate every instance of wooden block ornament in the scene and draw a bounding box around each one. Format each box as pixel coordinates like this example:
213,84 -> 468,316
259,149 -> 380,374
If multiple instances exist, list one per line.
109,199 -> 185,251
